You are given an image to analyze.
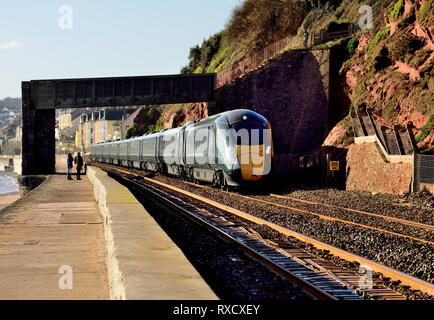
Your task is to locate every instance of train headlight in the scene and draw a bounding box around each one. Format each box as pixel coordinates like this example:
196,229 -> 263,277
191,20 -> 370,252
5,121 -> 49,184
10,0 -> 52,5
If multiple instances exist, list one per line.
266,145 -> 271,155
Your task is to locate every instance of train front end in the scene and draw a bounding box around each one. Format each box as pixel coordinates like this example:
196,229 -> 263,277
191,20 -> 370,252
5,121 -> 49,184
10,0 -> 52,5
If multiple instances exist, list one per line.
218,109 -> 273,186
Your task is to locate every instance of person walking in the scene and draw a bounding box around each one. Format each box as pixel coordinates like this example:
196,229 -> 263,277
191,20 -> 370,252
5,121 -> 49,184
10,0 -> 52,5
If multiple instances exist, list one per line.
74,152 -> 84,180
67,153 -> 73,180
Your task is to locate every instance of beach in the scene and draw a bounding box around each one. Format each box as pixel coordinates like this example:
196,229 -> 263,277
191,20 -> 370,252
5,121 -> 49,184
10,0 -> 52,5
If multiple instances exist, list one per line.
0,174 -> 20,210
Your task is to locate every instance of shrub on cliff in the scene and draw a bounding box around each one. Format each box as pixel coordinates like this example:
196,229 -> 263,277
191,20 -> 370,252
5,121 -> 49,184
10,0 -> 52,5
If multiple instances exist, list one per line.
181,33 -> 223,74
181,45 -> 202,74
387,31 -> 425,63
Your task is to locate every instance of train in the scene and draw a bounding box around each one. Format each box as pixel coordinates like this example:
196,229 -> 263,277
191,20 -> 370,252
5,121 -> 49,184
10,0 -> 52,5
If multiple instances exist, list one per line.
90,109 -> 273,189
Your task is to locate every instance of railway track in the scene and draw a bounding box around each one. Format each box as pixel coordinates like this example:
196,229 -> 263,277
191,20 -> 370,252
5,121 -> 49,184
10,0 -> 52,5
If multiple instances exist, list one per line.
180,181 -> 434,244
268,194 -> 434,231
92,163 -> 434,300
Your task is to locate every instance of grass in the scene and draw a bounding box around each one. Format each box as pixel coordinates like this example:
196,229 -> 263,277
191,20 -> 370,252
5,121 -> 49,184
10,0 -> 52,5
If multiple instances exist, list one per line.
154,116 -> 164,132
382,95 -> 399,121
206,46 -> 228,73
419,0 -> 433,23
387,0 -> 404,22
389,70 -> 408,79
367,26 -> 391,52
416,114 -> 434,143
352,73 -> 375,108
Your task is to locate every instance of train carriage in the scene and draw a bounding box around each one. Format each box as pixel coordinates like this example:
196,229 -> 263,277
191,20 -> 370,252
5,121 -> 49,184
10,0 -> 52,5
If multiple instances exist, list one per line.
91,109 -> 273,189
128,136 -> 143,169
141,132 -> 159,172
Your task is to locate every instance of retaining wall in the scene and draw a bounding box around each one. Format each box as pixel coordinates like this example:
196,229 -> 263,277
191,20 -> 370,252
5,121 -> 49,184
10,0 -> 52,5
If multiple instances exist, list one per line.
213,49 -> 331,174
86,166 -> 217,300
346,142 -> 413,195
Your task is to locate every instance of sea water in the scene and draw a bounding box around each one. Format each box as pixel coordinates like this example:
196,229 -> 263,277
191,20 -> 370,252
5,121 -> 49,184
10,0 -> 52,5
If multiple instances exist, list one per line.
0,175 -> 19,195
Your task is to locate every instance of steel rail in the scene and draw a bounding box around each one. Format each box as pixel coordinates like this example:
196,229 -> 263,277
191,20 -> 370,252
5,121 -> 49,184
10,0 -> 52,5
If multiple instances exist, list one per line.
172,180 -> 433,242
269,194 -> 434,231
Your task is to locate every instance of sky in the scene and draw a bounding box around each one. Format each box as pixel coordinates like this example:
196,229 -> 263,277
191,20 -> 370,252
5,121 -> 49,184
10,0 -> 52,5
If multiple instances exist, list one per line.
0,0 -> 241,99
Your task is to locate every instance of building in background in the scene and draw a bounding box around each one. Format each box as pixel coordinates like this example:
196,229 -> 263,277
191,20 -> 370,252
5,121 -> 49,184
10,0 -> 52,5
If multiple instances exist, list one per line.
77,108 -> 126,152
58,109 -> 83,131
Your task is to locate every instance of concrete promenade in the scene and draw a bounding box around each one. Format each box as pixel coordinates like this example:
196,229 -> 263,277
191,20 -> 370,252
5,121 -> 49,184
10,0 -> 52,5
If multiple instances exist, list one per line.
0,174 -> 109,299
0,157 -> 217,300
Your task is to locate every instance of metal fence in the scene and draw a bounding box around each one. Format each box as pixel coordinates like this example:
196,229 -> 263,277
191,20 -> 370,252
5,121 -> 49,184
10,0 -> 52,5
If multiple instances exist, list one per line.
414,154 -> 434,194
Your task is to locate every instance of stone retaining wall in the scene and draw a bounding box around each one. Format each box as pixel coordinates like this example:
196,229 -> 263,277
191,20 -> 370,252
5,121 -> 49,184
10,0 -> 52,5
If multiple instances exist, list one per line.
87,166 -> 130,299
346,143 -> 413,195
86,166 -> 217,300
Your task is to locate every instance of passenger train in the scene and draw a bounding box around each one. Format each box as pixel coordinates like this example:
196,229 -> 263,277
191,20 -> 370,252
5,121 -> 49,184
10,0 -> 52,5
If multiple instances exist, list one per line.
91,109 -> 273,189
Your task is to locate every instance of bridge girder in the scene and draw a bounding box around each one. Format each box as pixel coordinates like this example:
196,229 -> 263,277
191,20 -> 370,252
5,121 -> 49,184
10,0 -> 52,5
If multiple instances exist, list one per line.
21,74 -> 216,175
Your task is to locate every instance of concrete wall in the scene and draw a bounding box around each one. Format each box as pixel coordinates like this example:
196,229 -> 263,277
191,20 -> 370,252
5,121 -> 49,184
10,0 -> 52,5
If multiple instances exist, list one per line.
213,49 -> 331,174
86,166 -> 217,300
346,143 -> 413,195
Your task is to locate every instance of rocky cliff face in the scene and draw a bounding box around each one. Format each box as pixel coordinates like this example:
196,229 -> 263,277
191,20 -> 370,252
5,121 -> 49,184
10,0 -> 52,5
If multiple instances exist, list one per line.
129,0 -> 433,156
327,0 -> 433,153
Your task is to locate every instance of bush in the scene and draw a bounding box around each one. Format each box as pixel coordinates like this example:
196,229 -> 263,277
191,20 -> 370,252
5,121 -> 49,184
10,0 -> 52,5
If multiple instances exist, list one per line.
181,45 -> 202,74
367,26 -> 391,52
409,49 -> 432,68
374,47 -> 392,71
416,114 -> 434,143
346,36 -> 359,58
124,123 -> 138,139
181,33 -> 223,74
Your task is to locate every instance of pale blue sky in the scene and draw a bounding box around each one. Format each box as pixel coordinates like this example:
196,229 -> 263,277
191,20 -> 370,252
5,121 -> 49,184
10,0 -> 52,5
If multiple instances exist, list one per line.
0,0 -> 241,99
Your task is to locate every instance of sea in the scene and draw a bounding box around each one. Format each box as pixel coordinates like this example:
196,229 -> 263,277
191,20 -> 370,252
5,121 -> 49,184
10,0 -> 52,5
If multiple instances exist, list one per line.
0,175 -> 19,195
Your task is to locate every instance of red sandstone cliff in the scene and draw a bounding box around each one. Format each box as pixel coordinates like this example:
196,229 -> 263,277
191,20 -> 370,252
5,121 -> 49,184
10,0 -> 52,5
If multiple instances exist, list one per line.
327,0 -> 433,152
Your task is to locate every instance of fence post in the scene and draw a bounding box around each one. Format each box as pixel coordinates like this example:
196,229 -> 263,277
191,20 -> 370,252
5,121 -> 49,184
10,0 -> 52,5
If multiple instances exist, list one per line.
413,153 -> 418,193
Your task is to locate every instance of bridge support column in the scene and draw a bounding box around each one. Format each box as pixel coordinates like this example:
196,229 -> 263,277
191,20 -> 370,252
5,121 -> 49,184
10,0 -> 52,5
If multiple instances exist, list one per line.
21,82 -> 56,175
207,101 -> 217,116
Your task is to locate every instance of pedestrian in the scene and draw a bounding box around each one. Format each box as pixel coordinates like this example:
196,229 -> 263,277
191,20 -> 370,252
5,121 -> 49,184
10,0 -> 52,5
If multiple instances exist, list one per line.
74,152 -> 84,180
67,153 -> 73,180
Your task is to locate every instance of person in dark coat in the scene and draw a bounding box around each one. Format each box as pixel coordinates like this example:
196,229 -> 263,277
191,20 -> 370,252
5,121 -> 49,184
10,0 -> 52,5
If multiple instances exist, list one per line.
67,153 -> 73,180
74,152 -> 84,180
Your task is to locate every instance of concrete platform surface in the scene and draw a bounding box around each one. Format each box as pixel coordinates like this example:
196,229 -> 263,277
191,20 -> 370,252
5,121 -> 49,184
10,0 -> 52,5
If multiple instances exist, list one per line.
0,174 -> 109,300
87,166 -> 218,300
